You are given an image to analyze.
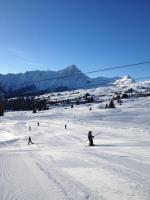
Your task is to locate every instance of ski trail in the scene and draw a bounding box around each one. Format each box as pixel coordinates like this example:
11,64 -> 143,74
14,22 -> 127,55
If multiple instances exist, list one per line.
0,153 -> 68,200
35,156 -> 100,200
81,149 -> 150,200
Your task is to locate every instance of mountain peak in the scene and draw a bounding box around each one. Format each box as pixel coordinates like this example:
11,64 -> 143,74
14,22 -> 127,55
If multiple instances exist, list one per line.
65,65 -> 80,72
123,75 -> 133,79
114,75 -> 134,86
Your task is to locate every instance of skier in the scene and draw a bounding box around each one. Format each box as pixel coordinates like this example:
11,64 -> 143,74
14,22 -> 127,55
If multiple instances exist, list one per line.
28,136 -> 34,145
88,131 -> 94,146
65,124 -> 67,129
29,126 -> 31,131
37,122 -> 39,126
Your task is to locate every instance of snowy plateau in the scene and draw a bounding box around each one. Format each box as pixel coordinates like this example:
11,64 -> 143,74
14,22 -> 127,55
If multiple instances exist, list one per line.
0,76 -> 150,200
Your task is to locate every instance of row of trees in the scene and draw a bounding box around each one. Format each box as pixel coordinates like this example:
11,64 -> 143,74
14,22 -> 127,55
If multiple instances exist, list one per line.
4,97 -> 49,112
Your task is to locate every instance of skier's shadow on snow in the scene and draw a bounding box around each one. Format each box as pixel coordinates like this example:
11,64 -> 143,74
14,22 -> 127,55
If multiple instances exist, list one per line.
93,144 -> 117,147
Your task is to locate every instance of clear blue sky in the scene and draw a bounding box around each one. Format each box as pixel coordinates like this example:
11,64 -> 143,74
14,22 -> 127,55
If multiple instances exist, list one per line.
0,0 -> 150,78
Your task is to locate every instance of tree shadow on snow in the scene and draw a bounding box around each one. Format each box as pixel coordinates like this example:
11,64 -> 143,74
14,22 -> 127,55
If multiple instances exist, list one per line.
0,138 -> 19,146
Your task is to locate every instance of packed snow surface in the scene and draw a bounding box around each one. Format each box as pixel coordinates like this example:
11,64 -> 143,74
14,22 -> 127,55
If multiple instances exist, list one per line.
0,97 -> 150,200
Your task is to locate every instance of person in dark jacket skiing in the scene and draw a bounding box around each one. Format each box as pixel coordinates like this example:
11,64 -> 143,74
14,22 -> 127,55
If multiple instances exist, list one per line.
88,131 -> 94,146
65,124 -> 67,129
28,136 -> 34,145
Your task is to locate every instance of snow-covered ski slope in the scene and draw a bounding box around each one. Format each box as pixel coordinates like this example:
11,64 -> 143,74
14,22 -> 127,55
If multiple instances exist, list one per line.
0,97 -> 150,200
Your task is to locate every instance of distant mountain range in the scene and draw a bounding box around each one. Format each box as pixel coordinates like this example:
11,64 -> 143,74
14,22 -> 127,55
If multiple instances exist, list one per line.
0,65 -> 134,97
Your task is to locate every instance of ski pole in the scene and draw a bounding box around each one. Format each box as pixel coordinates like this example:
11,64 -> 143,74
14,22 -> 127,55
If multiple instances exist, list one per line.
94,132 -> 101,137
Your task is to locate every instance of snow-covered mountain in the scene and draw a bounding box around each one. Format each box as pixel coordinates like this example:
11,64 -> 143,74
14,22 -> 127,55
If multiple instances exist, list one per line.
0,65 -> 134,96
113,75 -> 135,86
92,76 -> 120,85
